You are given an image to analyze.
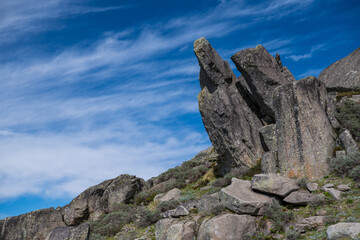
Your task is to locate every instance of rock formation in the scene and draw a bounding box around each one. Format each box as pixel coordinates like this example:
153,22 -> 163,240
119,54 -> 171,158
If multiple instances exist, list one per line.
194,37 -> 264,174
319,47 -> 360,91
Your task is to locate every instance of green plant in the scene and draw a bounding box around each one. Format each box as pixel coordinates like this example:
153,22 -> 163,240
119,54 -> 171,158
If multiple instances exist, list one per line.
156,199 -> 179,212
336,99 -> 360,141
263,200 -> 293,232
285,228 -> 301,240
328,151 -> 360,181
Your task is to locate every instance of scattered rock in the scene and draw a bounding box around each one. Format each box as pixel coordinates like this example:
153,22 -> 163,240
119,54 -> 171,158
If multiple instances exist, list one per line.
273,76 -> 336,181
251,174 -> 299,197
283,190 -> 324,205
161,206 -> 189,218
319,47 -> 360,92
306,182 -> 319,192
339,129 -> 359,153
231,45 -> 293,118
154,188 -> 182,203
316,209 -> 328,216
166,220 -> 196,240
220,178 -> 273,215
337,184 -> 351,192
321,184 -> 335,190
198,214 -> 256,240
261,151 -> 278,174
46,223 -> 90,240
294,216 -> 326,233
326,222 -> 360,240
259,124 -> 278,151
326,188 -> 342,200
194,37 -> 264,174
155,218 -> 179,240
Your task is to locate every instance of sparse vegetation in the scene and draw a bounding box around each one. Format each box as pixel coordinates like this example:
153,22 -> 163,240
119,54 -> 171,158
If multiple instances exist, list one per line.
328,151 -> 360,181
263,200 -> 293,232
336,99 -> 360,141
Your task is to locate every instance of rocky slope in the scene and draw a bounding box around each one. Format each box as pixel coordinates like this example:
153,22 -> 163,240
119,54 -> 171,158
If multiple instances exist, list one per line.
1,39 -> 360,240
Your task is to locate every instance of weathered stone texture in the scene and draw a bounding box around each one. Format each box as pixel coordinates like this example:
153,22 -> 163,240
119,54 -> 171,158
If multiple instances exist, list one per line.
251,174 -> 299,197
194,37 -> 264,174
273,76 -> 336,180
46,223 -> 90,240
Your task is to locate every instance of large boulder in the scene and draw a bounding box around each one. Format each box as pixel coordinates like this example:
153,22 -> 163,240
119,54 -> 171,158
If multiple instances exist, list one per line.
231,45 -> 294,119
273,76 -> 336,180
62,174 -> 144,225
283,190 -> 324,205
219,178 -> 273,215
198,214 -> 256,240
326,222 -> 360,240
0,208 -> 66,240
166,220 -> 196,240
251,174 -> 300,197
194,37 -> 264,174
319,47 -> 360,91
155,218 -> 179,240
46,223 -> 90,240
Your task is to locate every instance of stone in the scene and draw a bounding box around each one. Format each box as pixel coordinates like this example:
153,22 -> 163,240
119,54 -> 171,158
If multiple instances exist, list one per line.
154,188 -> 182,203
62,174 -> 144,225
259,124 -> 277,151
161,206 -> 189,218
166,220 -> 196,240
321,183 -> 335,190
46,223 -> 90,240
316,209 -> 328,216
261,151 -> 278,174
156,218 -> 179,240
306,182 -> 319,192
251,174 -> 300,197
231,45 -> 293,119
194,37 -> 264,175
198,214 -> 256,240
339,129 -> 359,153
275,53 -> 296,82
326,92 -> 341,128
337,184 -> 351,192
319,47 -> 360,92
326,222 -> 360,240
283,190 -> 324,205
326,188 -> 342,200
294,216 -> 326,233
273,76 -> 336,181
0,208 -> 66,240
220,178 -> 273,215
196,192 -> 221,213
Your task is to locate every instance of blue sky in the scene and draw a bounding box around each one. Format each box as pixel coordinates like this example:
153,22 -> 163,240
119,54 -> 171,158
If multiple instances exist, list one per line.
0,0 -> 359,219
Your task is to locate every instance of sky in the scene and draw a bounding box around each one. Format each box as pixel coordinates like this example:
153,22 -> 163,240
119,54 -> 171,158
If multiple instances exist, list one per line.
0,0 -> 359,219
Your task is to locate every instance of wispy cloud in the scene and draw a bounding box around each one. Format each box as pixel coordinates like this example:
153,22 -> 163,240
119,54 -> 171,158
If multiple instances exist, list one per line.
287,44 -> 326,61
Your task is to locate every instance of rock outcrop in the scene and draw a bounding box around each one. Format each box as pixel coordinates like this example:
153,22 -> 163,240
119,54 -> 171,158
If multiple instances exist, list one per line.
46,223 -> 90,240
273,76 -> 336,180
319,47 -> 360,91
194,37 -> 264,174
231,45 -> 294,119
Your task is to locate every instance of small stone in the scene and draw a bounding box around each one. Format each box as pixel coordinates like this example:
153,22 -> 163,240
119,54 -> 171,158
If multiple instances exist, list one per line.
316,209 -> 328,216
294,216 -> 326,233
326,222 -> 360,240
306,182 -> 318,192
321,183 -> 335,190
337,184 -> 351,192
326,188 -> 342,200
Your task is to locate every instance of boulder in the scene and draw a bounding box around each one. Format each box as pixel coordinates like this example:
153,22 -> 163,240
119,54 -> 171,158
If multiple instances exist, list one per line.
194,37 -> 264,175
166,220 -> 196,240
339,129 -> 359,153
198,214 -> 256,240
283,190 -> 324,205
273,76 -> 336,181
161,206 -> 189,218
321,183 -> 335,190
306,182 -> 319,192
62,174 -> 144,225
196,192 -> 221,214
261,151 -> 278,174
259,124 -> 277,152
156,218 -> 179,240
154,188 -> 182,203
46,223 -> 90,240
326,222 -> 360,240
337,184 -> 351,192
293,216 -> 326,233
0,208 -> 66,240
319,47 -> 360,92
220,178 -> 273,215
231,45 -> 293,118
325,188 -> 342,200
251,174 -> 300,197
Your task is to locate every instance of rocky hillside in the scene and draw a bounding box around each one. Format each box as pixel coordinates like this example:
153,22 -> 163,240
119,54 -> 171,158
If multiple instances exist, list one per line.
1,39 -> 359,240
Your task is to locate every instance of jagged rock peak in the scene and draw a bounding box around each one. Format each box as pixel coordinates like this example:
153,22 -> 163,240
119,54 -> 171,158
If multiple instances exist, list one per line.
319,47 -> 360,91
231,45 -> 295,119
194,37 -> 264,175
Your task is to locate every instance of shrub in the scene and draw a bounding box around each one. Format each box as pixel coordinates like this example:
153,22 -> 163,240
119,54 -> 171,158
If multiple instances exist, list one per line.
328,151 -> 360,180
336,99 -> 360,141
285,228 -> 301,240
135,208 -> 160,228
156,199 -> 179,212
263,200 -> 293,232
211,177 -> 231,188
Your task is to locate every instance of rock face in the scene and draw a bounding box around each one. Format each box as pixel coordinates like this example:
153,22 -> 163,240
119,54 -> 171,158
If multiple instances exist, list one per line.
251,174 -> 299,197
46,223 -> 90,240
220,178 -> 273,215
62,174 -> 144,225
0,208 -> 66,240
327,222 -> 360,240
231,45 -> 293,119
194,37 -> 264,174
261,151 -> 278,174
273,76 -> 336,180
319,47 -> 360,91
198,214 -> 256,240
